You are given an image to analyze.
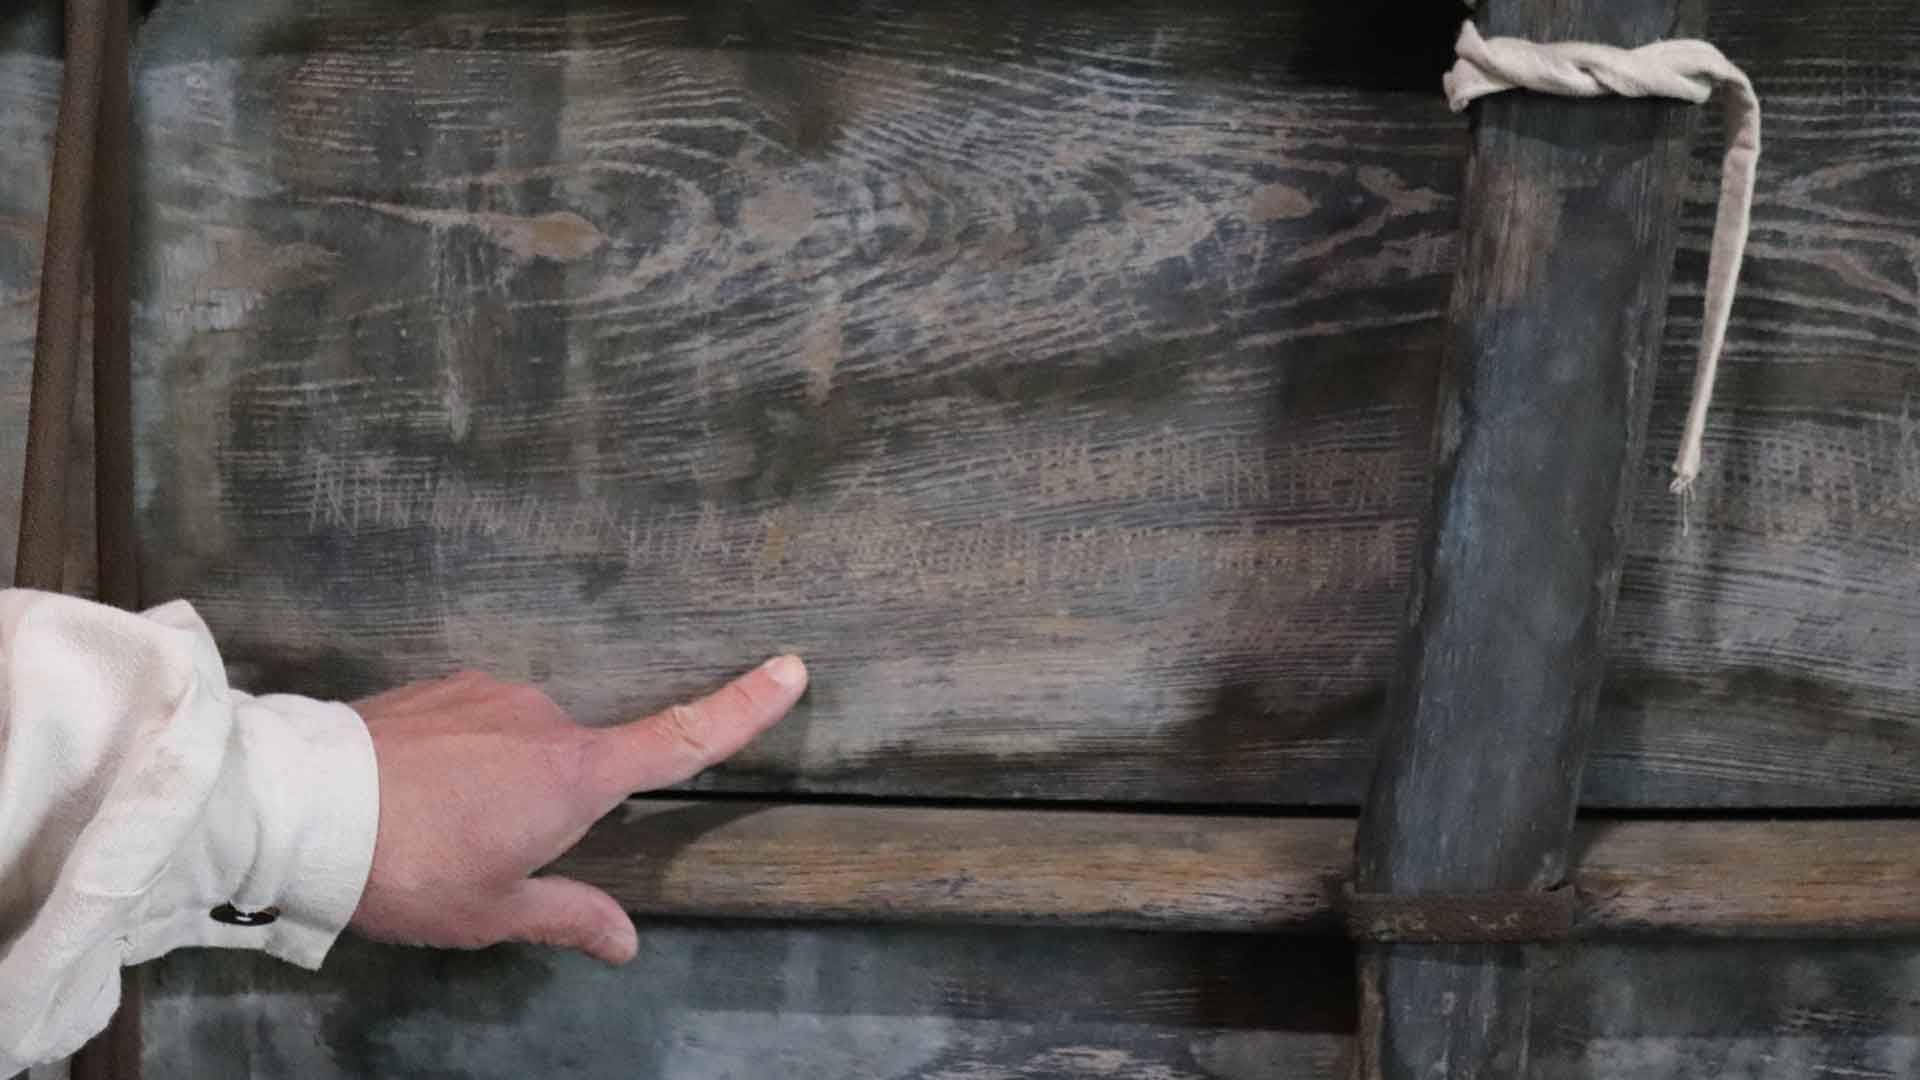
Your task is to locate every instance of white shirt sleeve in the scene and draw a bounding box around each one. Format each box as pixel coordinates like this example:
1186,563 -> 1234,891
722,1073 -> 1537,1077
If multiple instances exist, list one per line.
0,589 -> 381,1074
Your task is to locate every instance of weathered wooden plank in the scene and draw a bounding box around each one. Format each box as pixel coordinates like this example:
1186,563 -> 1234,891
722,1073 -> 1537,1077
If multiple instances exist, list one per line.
545,802 -> 1920,939
1593,0 -> 1920,807
0,51 -> 60,583
559,800 -> 1351,933
72,4 -> 145,1079
1531,943 -> 1920,1079
91,0 -> 138,612
0,0 -> 1915,806
1570,817 -> 1920,939
0,46 -> 100,601
13,0 -> 109,595
125,0 -> 1465,811
139,931 -> 1920,1079
142,928 -> 1357,1080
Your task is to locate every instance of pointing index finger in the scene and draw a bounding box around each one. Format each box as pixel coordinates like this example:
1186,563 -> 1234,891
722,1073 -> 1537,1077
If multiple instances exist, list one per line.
589,655 -> 808,799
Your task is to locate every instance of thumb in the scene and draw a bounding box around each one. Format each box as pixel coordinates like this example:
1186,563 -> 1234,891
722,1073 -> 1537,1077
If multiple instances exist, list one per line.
589,654 -> 808,798
494,876 -> 639,966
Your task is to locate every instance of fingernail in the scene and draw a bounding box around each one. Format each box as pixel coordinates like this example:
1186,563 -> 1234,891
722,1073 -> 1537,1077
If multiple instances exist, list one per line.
763,654 -> 808,689
600,925 -> 639,966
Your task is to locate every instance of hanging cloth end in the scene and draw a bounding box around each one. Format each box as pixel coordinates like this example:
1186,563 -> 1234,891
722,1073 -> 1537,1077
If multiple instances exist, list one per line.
1444,19 -> 1761,528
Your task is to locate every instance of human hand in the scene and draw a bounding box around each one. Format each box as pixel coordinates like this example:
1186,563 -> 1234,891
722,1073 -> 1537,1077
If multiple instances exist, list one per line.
346,656 -> 807,965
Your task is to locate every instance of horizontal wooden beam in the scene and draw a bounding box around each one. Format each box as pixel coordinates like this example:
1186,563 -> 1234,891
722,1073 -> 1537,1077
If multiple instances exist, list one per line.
551,800 -> 1920,939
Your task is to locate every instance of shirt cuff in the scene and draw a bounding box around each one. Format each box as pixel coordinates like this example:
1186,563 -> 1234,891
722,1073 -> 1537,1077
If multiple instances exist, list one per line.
132,695 -> 380,970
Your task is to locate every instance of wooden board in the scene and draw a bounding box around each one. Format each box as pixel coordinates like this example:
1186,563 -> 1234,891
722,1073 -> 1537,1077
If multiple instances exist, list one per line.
140,932 -> 1920,1079
548,802 -> 1920,939
0,50 -> 58,582
1,0 -> 1916,806
122,0 -> 1462,809
0,46 -> 101,600
1531,943 -> 1920,1079
4,8 -> 1918,1078
1593,2 -> 1920,806
142,928 -> 1356,1080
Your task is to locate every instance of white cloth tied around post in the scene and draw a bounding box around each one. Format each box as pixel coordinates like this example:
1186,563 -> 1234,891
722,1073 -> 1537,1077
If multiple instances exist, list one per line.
1443,20 -> 1761,498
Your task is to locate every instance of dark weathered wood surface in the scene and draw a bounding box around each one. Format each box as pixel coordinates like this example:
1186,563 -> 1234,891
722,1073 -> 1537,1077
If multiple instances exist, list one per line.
91,0 -> 138,612
12,0 -> 103,594
140,932 -> 1920,1079
1,31 -> 101,600
1351,0 -> 1700,1074
1532,942 -> 1920,1080
1594,0 -> 1920,808
145,927 -> 1359,1080
1,5 -> 1917,1079
1355,0 -> 1699,900
551,802 -> 1920,939
125,0 -> 1460,808
0,50 -> 55,580
73,0 -> 146,1073
0,0 -> 1910,807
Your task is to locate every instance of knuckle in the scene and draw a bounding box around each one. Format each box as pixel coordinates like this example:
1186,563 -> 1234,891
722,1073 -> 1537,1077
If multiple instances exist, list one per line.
553,726 -> 598,784
444,669 -> 497,695
719,680 -> 761,717
502,682 -> 559,716
504,682 -> 547,705
655,703 -> 713,760
453,921 -> 504,951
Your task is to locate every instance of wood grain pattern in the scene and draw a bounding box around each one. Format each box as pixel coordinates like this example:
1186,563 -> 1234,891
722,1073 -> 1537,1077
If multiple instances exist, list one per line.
4,8 -> 1918,1079
1595,0 -> 1920,809
1,0 -> 1915,807
546,801 -> 1920,939
556,800 -> 1352,933
129,0 -> 1462,809
1573,818 -> 1920,939
140,931 -> 1920,1079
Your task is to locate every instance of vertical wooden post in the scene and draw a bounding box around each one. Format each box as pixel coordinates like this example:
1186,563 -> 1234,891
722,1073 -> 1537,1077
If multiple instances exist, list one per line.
71,1 -> 142,1078
14,0 -> 140,1075
1351,1 -> 1703,1077
92,0 -> 138,614
14,0 -> 107,592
